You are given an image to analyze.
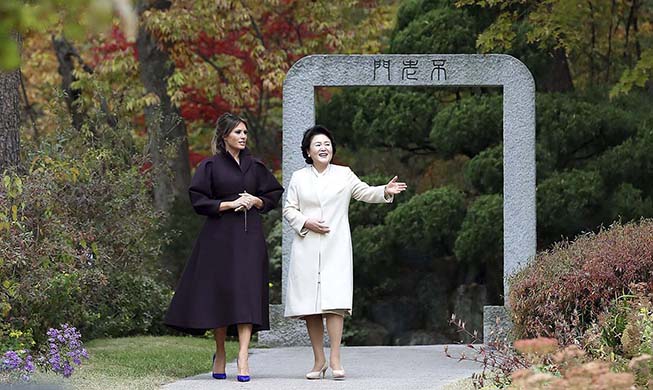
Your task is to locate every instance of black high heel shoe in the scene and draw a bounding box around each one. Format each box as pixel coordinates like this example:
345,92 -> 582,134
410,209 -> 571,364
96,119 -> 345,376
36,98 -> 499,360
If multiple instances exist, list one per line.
212,353 -> 226,380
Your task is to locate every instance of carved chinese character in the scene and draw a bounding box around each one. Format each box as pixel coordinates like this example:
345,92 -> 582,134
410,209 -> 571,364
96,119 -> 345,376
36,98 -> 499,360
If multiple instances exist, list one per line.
431,59 -> 447,81
401,59 -> 419,81
373,59 -> 391,81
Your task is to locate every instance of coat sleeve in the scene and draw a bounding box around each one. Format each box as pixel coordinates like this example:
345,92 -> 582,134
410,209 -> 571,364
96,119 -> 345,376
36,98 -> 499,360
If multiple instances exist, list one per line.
254,160 -> 284,214
189,159 -> 222,217
349,167 -> 394,204
283,172 -> 309,237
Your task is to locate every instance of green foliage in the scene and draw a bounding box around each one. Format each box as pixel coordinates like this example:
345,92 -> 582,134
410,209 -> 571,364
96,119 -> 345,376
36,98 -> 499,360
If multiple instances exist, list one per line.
1,101 -> 171,346
536,169 -> 605,245
51,336 -> 239,389
464,143 -> 502,194
607,183 -> 653,224
157,198 -> 203,287
474,11 -> 517,52
349,173 -> 411,227
394,0 -> 453,31
536,94 -> 638,172
582,284 -> 653,386
350,88 -> 438,151
592,125 -> 653,195
385,186 -> 466,255
430,94 -> 502,158
85,273 -> 171,339
315,0 -> 653,347
0,323 -> 34,353
389,7 -> 476,54
351,225 -> 395,294
0,0 -> 121,69
611,49 -> 653,97
265,214 -> 282,304
454,194 -> 502,265
457,0 -> 653,91
316,88 -> 363,148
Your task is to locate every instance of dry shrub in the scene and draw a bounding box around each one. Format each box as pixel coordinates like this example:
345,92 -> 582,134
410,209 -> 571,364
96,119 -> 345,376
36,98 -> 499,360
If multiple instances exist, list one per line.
509,219 -> 653,345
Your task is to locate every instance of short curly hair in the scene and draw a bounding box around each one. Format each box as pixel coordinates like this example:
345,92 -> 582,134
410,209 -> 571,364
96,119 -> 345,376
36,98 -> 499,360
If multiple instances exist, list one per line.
301,125 -> 336,165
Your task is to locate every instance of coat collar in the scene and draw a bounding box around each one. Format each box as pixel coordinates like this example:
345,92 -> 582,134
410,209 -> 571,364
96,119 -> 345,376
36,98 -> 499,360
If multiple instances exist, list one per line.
220,147 -> 253,174
309,163 -> 331,177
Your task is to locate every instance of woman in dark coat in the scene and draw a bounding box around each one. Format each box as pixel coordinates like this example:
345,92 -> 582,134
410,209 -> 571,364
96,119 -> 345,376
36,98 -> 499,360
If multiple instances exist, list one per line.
164,112 -> 283,382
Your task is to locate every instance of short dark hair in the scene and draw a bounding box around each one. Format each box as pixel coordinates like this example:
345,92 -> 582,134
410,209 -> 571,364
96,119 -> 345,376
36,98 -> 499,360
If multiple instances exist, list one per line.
211,112 -> 248,154
301,125 -> 336,165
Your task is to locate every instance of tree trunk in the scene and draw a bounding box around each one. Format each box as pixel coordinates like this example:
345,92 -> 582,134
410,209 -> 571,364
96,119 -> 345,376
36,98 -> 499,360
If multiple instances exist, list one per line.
52,36 -> 118,133
52,36 -> 87,131
136,0 -> 190,211
541,47 -> 574,92
0,35 -> 22,173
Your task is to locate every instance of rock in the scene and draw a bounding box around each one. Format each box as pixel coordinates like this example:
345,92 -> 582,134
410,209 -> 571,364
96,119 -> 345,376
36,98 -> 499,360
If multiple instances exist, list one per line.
258,304 -> 330,347
450,283 -> 487,342
369,296 -> 422,336
393,330 -> 450,345
416,272 -> 454,332
483,305 -> 514,344
344,319 -> 390,345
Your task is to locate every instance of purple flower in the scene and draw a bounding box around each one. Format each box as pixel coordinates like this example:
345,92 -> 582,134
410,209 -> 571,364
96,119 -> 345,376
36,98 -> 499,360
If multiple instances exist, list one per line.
24,356 -> 34,373
1,350 -> 34,382
40,324 -> 89,378
62,363 -> 73,378
3,324 -> 88,381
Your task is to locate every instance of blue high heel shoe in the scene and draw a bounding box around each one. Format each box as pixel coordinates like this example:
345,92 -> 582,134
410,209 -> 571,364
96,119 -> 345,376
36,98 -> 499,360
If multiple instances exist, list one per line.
212,353 -> 226,380
237,356 -> 250,382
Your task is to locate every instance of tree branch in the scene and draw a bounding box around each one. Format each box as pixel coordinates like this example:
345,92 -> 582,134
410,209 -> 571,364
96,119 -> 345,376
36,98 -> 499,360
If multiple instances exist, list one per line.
194,51 -> 229,84
51,35 -> 117,129
240,1 -> 266,48
18,69 -> 39,142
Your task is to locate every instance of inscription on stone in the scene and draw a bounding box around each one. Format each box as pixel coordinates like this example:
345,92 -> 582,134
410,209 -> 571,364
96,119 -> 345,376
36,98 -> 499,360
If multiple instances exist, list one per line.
372,57 -> 448,82
431,59 -> 447,81
373,59 -> 391,81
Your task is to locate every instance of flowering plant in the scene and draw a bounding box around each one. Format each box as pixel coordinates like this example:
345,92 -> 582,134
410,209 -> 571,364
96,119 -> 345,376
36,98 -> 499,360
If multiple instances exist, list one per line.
1,350 -> 35,382
42,324 -> 89,378
0,324 -> 88,383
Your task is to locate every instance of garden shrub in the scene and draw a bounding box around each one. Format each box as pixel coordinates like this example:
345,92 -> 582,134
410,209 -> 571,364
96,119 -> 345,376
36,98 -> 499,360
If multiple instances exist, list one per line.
385,185 -> 466,255
1,115 -> 172,346
509,219 -> 653,345
454,193 -> 502,265
536,169 -> 606,245
430,94 -> 503,158
464,144 -> 502,195
582,283 -> 653,362
265,215 -> 282,304
83,273 -> 171,339
0,323 -> 34,354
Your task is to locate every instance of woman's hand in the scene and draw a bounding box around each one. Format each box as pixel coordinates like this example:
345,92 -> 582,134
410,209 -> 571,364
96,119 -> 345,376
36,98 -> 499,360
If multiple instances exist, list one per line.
303,218 -> 330,234
384,176 -> 407,196
238,192 -> 263,210
229,196 -> 250,211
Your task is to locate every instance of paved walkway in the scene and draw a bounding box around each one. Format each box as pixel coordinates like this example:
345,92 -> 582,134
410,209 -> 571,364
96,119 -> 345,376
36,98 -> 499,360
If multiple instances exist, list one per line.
162,345 -> 482,390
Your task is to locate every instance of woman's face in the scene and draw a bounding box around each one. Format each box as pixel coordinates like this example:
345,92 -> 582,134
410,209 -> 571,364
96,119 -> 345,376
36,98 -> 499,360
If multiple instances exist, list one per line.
224,122 -> 248,152
308,134 -> 333,166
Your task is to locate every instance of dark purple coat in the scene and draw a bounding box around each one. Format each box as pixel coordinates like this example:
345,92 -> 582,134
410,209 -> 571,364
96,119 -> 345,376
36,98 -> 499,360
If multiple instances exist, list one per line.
164,148 -> 283,336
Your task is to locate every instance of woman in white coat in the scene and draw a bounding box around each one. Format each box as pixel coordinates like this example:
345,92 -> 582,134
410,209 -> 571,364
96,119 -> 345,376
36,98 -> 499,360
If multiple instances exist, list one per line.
283,125 -> 407,380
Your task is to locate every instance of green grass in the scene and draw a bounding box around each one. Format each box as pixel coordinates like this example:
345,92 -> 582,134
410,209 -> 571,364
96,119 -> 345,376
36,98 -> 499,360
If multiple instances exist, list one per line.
31,336 -> 238,390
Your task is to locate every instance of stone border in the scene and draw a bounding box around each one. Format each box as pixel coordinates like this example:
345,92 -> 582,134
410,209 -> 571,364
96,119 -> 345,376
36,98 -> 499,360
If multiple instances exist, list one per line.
261,54 -> 535,346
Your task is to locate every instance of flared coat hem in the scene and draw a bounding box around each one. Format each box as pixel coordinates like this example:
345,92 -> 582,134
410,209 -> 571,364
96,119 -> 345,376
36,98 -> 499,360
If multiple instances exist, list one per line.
164,320 -> 269,337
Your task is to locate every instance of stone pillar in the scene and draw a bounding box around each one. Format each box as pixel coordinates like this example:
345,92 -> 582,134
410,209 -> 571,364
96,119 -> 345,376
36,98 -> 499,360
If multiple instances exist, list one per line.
265,54 -> 536,345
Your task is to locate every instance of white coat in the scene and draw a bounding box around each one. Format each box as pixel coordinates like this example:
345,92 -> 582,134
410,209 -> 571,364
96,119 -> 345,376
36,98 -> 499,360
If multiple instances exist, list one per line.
283,164 -> 392,318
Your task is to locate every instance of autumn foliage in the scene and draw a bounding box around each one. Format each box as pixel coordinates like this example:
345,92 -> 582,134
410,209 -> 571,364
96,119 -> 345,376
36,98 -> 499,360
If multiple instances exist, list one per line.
509,219 -> 653,345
